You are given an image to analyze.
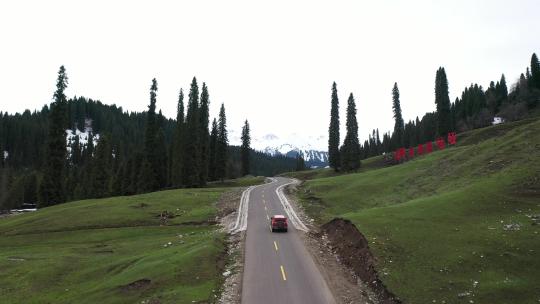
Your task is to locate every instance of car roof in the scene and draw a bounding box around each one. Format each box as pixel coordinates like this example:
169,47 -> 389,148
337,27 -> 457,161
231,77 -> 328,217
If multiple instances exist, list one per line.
273,215 -> 286,219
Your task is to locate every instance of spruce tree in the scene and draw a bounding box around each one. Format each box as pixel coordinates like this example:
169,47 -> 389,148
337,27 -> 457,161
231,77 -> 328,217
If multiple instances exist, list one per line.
497,74 -> 508,108
90,135 -> 112,198
83,132 -> 94,164
111,158 -> 124,196
392,82 -> 404,148
328,82 -> 340,171
435,67 -> 452,137
216,104 -> 228,181
39,66 -> 69,207
208,119 -> 218,181
198,83 -> 210,185
70,135 -> 82,166
295,155 -> 305,171
531,53 -> 540,89
499,74 -> 508,99
0,142 -> 4,168
376,129 -> 381,154
341,93 -> 361,171
171,89 -> 185,187
183,77 -> 201,187
138,78 -> 160,192
155,124 -> 168,188
241,120 -> 251,176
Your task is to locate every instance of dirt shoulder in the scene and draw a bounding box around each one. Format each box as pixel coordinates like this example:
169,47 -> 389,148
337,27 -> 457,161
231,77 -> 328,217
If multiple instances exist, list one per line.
284,181 -> 403,304
216,188 -> 245,304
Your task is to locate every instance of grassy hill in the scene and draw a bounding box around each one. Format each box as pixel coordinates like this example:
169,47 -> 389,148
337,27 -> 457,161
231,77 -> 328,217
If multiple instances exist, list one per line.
0,177 -> 264,304
296,118 -> 540,303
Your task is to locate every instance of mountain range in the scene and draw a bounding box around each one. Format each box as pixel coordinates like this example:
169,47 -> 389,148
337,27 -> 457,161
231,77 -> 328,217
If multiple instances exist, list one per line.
230,132 -> 329,168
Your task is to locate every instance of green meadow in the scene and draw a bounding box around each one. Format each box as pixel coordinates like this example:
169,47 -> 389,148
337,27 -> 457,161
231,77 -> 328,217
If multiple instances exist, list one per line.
296,118 -> 540,303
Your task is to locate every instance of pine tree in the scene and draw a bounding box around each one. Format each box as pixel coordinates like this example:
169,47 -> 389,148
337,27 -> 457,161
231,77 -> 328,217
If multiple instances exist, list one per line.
328,82 -> 340,171
208,119 -> 218,181
392,82 -> 404,148
216,104 -> 228,181
198,83 -> 210,185
171,89 -> 185,187
531,53 -> 540,90
295,155 -> 305,171
110,158 -> 124,196
70,135 -> 82,166
39,66 -> 69,207
155,124 -> 168,188
435,67 -> 452,137
0,141 -> 4,168
341,93 -> 361,171
241,120 -> 251,176
137,158 -> 154,193
138,78 -> 160,192
183,77 -> 201,187
83,132 -> 95,164
376,129 -> 381,154
497,74 -> 508,108
90,135 -> 112,198
499,74 -> 508,99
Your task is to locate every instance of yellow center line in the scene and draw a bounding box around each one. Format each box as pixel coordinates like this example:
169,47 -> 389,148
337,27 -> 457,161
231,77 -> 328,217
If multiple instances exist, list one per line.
280,265 -> 287,281
274,241 -> 278,251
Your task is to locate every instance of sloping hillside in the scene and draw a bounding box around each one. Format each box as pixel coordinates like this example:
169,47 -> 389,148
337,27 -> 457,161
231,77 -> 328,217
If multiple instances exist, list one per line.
0,177 -> 263,303
297,118 -> 540,303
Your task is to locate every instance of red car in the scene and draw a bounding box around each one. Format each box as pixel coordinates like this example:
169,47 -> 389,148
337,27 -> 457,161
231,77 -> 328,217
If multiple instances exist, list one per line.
270,215 -> 288,232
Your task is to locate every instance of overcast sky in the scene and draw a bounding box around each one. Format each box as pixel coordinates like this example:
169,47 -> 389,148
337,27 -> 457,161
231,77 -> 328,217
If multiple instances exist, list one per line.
1,0 -> 539,147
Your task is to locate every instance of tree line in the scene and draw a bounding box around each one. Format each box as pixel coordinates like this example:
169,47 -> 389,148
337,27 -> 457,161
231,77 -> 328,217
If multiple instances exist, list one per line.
329,52 -> 540,170
0,68 -> 295,209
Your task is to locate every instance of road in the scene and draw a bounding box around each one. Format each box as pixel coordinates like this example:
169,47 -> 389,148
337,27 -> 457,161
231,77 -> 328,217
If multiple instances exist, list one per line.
241,177 -> 335,304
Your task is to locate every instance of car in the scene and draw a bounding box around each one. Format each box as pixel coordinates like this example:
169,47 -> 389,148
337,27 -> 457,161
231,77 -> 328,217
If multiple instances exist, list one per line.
270,215 -> 288,232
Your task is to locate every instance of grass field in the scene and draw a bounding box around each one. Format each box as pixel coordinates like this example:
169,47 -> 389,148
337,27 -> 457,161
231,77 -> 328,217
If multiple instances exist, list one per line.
280,155 -> 386,180
297,118 -> 540,303
0,177 -> 262,304
206,175 -> 266,188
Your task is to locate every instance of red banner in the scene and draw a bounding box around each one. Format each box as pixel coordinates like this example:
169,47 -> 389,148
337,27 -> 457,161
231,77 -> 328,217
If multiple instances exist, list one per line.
417,144 -> 424,155
448,132 -> 457,145
436,137 -> 445,150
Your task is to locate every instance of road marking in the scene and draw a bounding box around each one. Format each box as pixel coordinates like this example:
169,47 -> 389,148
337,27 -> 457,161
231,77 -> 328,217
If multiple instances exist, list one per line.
280,265 -> 287,281
274,241 -> 278,251
264,205 -> 267,211
231,185 -> 256,233
275,180 -> 309,232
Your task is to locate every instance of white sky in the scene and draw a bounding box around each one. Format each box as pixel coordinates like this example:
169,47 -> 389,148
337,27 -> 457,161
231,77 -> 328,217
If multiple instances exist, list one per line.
1,0 -> 539,145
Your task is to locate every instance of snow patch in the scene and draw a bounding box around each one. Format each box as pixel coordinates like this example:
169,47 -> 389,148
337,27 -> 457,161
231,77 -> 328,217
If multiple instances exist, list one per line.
66,128 -> 99,147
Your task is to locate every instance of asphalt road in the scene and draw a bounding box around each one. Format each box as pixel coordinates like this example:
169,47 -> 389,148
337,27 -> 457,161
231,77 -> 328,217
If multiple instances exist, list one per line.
241,177 -> 335,304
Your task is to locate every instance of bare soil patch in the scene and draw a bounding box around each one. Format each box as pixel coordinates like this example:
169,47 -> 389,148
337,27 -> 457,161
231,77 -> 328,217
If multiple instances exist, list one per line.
120,278 -> 151,292
284,183 -> 379,304
321,218 -> 401,304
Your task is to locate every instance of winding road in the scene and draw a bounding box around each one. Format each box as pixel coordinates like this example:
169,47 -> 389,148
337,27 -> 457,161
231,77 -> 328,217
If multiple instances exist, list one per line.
239,177 -> 335,304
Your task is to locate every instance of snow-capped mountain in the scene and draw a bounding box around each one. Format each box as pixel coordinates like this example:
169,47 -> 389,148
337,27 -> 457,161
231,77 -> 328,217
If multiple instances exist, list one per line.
231,131 -> 329,168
